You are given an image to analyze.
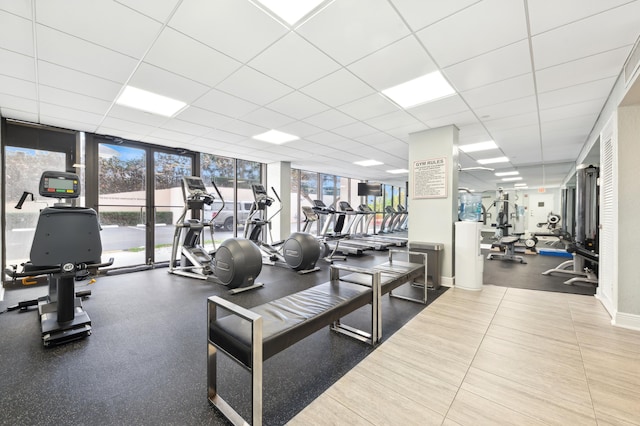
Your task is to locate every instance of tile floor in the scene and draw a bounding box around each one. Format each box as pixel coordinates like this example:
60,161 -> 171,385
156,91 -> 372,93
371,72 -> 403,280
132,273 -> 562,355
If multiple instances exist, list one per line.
289,285 -> 640,425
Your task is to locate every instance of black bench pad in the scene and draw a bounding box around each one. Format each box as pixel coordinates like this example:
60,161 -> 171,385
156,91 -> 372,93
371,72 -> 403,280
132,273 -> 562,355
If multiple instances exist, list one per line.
210,281 -> 372,367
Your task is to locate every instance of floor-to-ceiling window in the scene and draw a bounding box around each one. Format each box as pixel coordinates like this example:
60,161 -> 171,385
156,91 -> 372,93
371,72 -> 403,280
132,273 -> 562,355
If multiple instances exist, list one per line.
300,170 -> 319,233
201,154 -> 236,245
2,123 -> 76,277
290,169 -> 301,233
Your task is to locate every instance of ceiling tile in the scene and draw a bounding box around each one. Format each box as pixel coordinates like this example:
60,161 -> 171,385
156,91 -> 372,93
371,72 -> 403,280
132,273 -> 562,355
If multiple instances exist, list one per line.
474,96 -> 538,121
39,115 -> 97,133
249,32 -> 340,89
215,66 -> 293,105
528,0 -> 637,35
423,110 -> 478,129
297,0 -> 410,65
332,122 -> 378,139
266,91 -> 329,120
40,102 -> 104,126
129,62 -> 211,104
36,0 -> 161,58
443,40 -> 532,91
0,93 -> 37,113
278,121 -> 323,138
300,69 -> 375,107
147,127 -> 197,143
239,108 -> 296,129
461,73 -> 535,109
538,77 -> 616,110
348,36 -> 438,90
144,27 -> 241,88
0,74 -> 36,99
535,47 -> 629,93
36,25 -> 138,82
160,118 -> 213,137
38,85 -> 111,115
304,108 -> 356,130
216,119 -> 267,138
201,129 -> 246,144
0,10 -> 33,55
192,89 -> 259,118
532,1 -> 640,70
98,117 -> 156,136
418,0 -> 527,68
175,106 -> 233,129
543,141 -> 584,162
484,111 -> 539,132
410,95 -> 469,122
114,0 -> 181,23
0,48 -> 35,81
366,110 -> 424,132
169,0 -> 287,63
107,104 -> 169,127
338,93 -> 399,121
37,61 -> 123,101
390,0 -> 480,31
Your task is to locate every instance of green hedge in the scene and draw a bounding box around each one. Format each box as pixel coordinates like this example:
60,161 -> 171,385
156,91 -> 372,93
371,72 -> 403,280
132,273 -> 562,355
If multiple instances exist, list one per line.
5,211 -> 173,228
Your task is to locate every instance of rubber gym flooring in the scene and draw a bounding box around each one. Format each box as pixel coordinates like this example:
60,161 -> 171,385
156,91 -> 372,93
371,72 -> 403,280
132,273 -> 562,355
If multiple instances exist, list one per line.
0,244 -> 594,425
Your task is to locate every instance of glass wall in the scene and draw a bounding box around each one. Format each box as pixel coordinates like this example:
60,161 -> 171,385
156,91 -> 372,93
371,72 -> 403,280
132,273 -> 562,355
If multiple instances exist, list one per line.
290,169 -> 300,233
299,170 -> 319,233
97,143 -> 148,267
201,154 -> 236,246
153,151 -> 193,263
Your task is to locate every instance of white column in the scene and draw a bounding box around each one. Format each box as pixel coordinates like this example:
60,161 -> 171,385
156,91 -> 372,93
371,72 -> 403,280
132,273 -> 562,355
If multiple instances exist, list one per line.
408,126 -> 459,286
266,161 -> 291,242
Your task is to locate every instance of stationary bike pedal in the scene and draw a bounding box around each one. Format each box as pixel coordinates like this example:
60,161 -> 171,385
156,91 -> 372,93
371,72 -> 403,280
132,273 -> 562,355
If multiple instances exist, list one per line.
269,255 -> 279,262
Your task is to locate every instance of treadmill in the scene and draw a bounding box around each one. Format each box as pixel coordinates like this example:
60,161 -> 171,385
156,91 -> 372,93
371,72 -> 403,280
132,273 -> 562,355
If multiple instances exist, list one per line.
337,202 -> 398,250
356,204 -> 407,246
312,200 -> 373,255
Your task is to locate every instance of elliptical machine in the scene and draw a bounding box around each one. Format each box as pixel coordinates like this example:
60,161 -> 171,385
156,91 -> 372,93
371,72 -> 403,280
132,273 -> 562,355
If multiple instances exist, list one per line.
168,176 -> 263,294
5,171 -> 113,346
244,184 -> 321,274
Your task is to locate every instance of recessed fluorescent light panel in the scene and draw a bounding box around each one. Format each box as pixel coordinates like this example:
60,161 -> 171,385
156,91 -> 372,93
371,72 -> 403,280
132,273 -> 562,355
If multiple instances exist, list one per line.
115,86 -> 186,117
354,160 -> 383,167
514,183 -> 528,187
502,177 -> 523,182
495,171 -> 519,177
381,71 -> 456,109
252,129 -> 299,145
477,156 -> 509,165
252,0 -> 330,26
387,169 -> 409,174
459,141 -> 498,153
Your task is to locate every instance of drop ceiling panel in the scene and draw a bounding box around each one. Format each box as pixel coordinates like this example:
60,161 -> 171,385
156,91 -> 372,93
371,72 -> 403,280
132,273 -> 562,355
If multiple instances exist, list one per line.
410,95 -> 468,122
147,127 -> 196,143
107,105 -> 169,127
216,119 -> 267,138
129,62 -> 210,104
366,110 -> 423,132
160,119 -> 213,137
355,132 -> 399,146
0,48 -> 35,81
0,10 -> 33,55
39,115 -> 97,133
175,106 -> 234,129
249,32 -> 340,89
347,36 -> 438,90
527,0 -> 632,35
474,96 -> 538,121
332,122 -> 378,139
390,0 -> 480,32
266,91 -> 328,120
279,121 -> 323,138
0,74 -> 36,99
0,93 -> 37,113
461,74 -> 535,109
290,140 -> 339,155
0,1 -> 31,18
98,116 -> 156,135
483,111 -> 539,132
443,40 -> 532,91
540,99 -> 604,123
192,89 -> 259,118
38,86 -> 111,115
385,122 -> 430,140
532,2 -> 640,70
417,0 -> 527,68
423,110 -> 478,129
40,102 -> 104,126
94,126 -> 147,142
304,109 -> 356,130
168,0 -> 287,63
37,61 -> 123,101
338,93 -> 399,121
36,25 -> 138,82
202,129 -> 247,144
535,47 -> 630,93
297,0 -> 410,65
114,0 -> 181,23
538,77 -> 617,110
144,28 -> 241,88
215,66 -> 293,106
300,69 -> 375,107
543,141 -> 585,162
239,108 -> 296,130
36,0 -> 161,58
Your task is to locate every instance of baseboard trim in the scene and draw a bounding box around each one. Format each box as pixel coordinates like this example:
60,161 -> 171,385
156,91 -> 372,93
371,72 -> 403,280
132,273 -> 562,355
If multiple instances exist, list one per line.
441,276 -> 454,287
613,311 -> 640,331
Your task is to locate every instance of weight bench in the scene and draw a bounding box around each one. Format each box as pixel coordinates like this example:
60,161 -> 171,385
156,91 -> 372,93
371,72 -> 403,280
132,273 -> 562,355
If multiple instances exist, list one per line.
487,236 -> 526,264
207,253 -> 426,425
543,243 -> 598,286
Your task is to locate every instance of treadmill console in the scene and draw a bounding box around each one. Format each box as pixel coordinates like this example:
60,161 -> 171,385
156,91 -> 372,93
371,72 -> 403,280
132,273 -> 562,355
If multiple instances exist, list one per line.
39,171 -> 80,198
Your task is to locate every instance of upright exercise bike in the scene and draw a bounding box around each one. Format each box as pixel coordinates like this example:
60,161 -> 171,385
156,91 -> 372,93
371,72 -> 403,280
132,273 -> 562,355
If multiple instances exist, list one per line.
168,176 -> 264,294
244,184 -> 321,274
5,171 -> 113,346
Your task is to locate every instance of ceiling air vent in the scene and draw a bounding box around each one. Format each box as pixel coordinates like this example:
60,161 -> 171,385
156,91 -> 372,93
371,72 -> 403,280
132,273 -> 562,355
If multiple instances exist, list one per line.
624,35 -> 640,86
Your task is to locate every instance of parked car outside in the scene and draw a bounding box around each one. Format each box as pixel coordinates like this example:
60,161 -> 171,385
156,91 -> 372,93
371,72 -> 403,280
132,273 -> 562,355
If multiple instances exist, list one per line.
205,201 -> 254,231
